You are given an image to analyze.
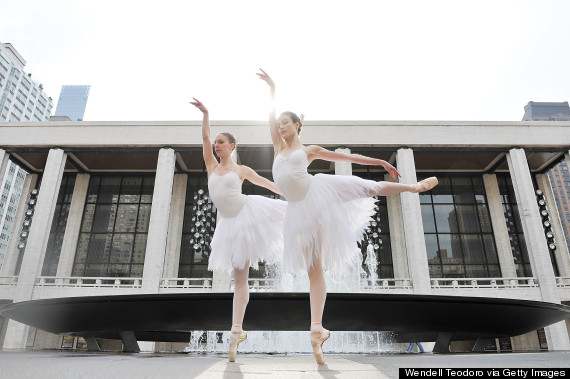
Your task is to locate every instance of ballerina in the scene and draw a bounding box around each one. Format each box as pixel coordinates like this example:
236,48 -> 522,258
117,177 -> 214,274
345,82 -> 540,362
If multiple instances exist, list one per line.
190,98 -> 286,362
256,69 -> 438,364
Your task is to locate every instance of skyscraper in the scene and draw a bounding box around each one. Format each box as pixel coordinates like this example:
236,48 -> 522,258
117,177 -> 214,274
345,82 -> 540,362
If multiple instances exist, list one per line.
0,41 -> 54,269
522,101 -> 570,249
54,85 -> 90,121
0,42 -> 53,122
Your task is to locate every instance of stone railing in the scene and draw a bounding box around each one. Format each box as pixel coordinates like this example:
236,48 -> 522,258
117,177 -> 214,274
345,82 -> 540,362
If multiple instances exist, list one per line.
160,278 -> 213,289
35,276 -> 142,288
230,278 -> 414,292
0,276 -> 18,287
555,277 -> 570,288
360,278 -> 413,291
430,277 -> 538,289
225,278 -> 281,292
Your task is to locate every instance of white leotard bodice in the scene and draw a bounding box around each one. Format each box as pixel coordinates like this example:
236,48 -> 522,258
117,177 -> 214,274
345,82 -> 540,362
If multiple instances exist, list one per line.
208,171 -> 246,218
272,149 -> 313,202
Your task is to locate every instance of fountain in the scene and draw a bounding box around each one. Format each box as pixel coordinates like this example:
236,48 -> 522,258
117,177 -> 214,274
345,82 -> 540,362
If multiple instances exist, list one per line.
183,237 -> 400,354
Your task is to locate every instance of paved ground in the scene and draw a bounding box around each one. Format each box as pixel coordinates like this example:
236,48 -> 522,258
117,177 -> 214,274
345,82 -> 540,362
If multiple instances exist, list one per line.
0,350 -> 569,379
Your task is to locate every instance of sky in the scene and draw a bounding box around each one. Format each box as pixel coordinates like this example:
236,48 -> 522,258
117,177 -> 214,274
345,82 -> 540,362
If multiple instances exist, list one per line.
2,0 -> 570,122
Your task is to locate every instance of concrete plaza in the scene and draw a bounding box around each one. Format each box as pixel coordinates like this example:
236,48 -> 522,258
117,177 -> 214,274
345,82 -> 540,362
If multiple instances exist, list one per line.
1,350 -> 569,379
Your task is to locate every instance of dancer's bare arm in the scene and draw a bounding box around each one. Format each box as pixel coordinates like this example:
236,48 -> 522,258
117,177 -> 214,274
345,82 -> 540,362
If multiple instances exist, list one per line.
305,145 -> 401,180
190,98 -> 218,173
242,166 -> 282,195
257,69 -> 286,155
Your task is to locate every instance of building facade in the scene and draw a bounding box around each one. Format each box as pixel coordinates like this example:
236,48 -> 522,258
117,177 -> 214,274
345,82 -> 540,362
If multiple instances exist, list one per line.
522,102 -> 570,251
0,119 -> 569,353
54,85 -> 90,122
0,162 -> 27,270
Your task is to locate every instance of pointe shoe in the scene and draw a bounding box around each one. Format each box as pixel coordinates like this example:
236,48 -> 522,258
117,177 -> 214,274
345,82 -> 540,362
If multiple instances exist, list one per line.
310,325 -> 330,365
228,328 -> 247,362
414,176 -> 438,193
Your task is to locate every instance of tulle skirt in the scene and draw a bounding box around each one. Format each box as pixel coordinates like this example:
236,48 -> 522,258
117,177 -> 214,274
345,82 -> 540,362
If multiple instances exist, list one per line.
283,174 -> 378,274
208,195 -> 287,272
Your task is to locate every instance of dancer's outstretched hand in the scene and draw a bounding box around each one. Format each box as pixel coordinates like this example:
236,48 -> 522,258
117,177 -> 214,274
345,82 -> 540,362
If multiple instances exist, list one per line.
256,68 -> 275,88
190,97 -> 208,114
383,162 -> 401,180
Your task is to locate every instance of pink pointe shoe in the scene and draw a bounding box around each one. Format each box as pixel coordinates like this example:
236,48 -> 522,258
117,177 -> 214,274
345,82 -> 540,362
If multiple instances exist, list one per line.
414,176 -> 438,193
228,324 -> 247,362
310,322 -> 330,365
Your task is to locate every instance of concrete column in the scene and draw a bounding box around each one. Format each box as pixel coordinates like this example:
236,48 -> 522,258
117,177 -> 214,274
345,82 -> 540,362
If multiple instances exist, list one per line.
56,174 -> 90,278
163,173 -> 188,278
482,174 -> 517,278
384,174 -> 409,279
13,149 -> 67,301
334,147 -> 362,290
141,148 -> 176,293
4,149 -> 67,349
536,173 -> 570,276
0,174 -> 38,276
507,148 -> 570,350
396,148 -> 431,294
334,147 -> 352,176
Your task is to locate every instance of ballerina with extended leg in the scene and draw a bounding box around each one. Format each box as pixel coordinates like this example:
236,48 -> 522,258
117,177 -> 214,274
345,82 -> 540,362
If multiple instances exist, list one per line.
256,69 -> 437,364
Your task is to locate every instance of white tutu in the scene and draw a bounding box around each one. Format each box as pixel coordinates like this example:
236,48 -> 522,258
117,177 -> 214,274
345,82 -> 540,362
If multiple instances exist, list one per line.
208,195 -> 287,272
282,174 -> 378,274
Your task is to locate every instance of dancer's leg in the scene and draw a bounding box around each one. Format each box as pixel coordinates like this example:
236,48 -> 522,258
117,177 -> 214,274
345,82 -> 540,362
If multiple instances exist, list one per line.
372,177 -> 438,196
307,257 -> 327,332
229,263 -> 249,362
232,264 -> 250,331
307,255 -> 330,364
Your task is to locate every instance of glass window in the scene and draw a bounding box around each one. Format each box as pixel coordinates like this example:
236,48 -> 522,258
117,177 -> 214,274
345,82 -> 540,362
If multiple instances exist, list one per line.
461,234 -> 486,264
421,175 -> 500,278
425,234 -> 440,264
438,234 -> 463,262
434,204 -> 457,233
455,204 -> 481,233
10,67 -> 20,79
421,204 -> 436,233
431,177 -> 453,204
0,54 -> 9,70
453,177 -> 476,203
72,175 -> 154,277
98,177 -> 121,203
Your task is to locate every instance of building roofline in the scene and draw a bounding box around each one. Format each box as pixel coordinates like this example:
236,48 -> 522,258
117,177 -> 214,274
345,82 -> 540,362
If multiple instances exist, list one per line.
1,42 -> 26,67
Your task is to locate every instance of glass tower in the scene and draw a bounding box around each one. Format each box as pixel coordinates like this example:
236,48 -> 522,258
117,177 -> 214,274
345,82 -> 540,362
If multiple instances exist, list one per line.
54,85 -> 90,121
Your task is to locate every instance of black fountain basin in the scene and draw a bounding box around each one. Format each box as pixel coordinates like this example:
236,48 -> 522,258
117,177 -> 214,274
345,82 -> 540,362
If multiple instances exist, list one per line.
1,292 -> 569,353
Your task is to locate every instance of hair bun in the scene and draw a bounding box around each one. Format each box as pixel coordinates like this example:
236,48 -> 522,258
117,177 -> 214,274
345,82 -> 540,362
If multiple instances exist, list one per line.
299,114 -> 305,123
